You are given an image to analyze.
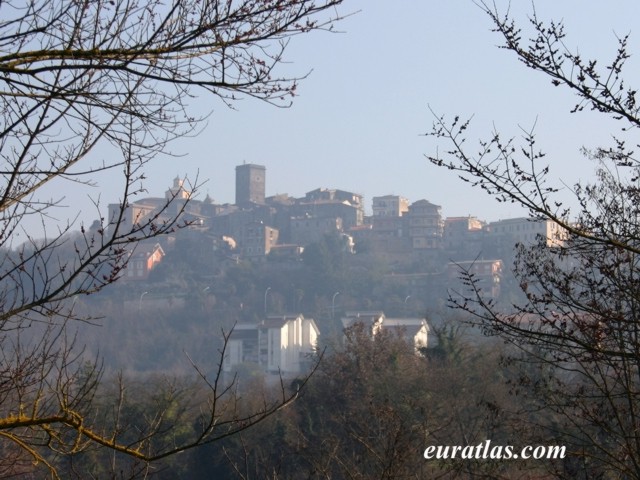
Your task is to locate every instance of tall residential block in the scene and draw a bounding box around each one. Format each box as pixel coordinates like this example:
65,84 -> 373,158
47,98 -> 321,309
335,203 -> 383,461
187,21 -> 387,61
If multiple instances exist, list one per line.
406,199 -> 444,250
235,163 -> 266,207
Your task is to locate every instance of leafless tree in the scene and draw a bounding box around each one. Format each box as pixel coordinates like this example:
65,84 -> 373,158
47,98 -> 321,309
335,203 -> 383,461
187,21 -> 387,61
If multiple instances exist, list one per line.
428,2 -> 640,477
0,0 -> 345,477
218,324 -> 529,479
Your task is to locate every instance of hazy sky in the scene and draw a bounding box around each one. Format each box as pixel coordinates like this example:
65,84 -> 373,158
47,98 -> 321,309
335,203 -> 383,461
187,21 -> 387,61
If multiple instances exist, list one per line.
43,1 -> 640,233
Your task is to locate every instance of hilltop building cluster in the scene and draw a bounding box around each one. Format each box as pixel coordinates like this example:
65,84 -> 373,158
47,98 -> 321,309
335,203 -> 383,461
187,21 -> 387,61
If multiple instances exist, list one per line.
110,163 -> 565,297
107,164 -> 568,378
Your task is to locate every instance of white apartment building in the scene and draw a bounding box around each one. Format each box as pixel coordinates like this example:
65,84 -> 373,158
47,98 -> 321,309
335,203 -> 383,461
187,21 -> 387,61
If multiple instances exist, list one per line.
224,314 -> 319,376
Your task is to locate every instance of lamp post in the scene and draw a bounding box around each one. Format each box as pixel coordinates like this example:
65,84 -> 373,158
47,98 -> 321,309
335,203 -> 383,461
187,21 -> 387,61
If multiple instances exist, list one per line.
139,291 -> 148,312
404,295 -> 411,315
264,286 -> 271,315
331,291 -> 340,321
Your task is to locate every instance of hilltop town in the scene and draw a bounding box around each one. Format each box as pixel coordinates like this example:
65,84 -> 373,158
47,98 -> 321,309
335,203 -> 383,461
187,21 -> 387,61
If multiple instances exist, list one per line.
77,163 -> 568,376
4,2 -> 634,477
112,163 -> 563,300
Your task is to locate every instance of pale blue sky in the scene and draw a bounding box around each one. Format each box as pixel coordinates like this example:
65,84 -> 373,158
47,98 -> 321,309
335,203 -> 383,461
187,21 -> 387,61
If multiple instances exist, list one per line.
43,1 -> 640,233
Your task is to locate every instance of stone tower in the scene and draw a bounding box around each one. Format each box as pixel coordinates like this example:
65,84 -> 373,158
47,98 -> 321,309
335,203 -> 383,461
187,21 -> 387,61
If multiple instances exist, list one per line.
235,163 -> 265,206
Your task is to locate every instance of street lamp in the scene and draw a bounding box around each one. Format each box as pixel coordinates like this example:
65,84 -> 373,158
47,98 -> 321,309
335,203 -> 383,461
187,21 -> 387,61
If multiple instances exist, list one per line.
139,291 -> 148,312
331,291 -> 340,321
264,286 -> 271,315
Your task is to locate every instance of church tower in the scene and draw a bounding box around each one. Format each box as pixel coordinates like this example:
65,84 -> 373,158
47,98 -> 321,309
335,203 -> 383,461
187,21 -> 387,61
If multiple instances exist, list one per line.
165,176 -> 191,200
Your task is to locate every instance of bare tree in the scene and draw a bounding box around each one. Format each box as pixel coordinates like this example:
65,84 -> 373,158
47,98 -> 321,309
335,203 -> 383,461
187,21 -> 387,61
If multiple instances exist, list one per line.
428,2 -> 640,478
216,324 -> 527,480
0,0 -> 344,477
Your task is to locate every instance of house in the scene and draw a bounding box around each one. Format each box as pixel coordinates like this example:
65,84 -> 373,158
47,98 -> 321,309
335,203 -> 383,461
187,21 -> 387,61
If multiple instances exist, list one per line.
406,200 -> 444,250
443,216 -> 486,260
294,188 -> 365,229
224,314 -> 319,376
124,242 -> 165,280
487,217 -> 565,248
342,311 -> 385,335
239,221 -> 279,258
341,311 -> 430,351
290,215 -> 342,247
381,318 -> 430,351
268,244 -> 304,262
372,195 -> 409,218
446,259 -> 503,299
